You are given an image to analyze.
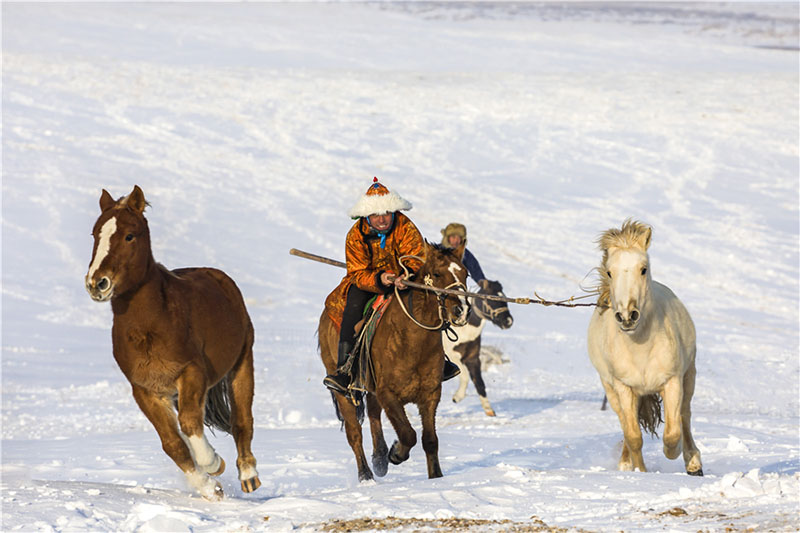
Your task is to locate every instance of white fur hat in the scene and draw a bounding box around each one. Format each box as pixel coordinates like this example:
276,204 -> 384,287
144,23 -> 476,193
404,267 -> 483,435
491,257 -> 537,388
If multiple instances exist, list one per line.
348,177 -> 412,219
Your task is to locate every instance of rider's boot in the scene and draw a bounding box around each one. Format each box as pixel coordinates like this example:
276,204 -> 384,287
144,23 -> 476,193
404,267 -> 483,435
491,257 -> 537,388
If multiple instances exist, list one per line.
443,356 -> 461,381
323,341 -> 353,394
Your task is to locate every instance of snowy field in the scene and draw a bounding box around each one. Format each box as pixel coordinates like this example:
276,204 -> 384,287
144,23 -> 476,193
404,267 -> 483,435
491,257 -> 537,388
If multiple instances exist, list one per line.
2,2 -> 799,531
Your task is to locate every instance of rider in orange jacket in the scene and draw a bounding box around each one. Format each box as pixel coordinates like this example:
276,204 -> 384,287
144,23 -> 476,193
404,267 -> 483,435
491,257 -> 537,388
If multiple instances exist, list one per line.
323,178 -> 460,394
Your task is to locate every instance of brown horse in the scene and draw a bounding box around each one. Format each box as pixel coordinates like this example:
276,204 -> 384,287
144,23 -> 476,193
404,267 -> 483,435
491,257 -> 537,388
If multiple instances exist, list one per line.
84,186 -> 261,500
318,242 -> 469,482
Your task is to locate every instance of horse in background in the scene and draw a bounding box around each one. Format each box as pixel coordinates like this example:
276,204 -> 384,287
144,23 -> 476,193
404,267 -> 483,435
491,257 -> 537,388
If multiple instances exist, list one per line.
318,243 -> 469,481
443,279 -> 513,416
84,186 -> 261,499
587,219 -> 702,476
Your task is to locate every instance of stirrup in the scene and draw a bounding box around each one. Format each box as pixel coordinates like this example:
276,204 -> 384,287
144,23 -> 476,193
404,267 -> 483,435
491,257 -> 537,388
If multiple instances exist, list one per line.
323,372 -> 351,394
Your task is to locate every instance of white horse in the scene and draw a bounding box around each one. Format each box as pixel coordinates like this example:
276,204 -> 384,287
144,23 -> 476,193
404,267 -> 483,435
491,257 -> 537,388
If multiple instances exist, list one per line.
587,220 -> 703,476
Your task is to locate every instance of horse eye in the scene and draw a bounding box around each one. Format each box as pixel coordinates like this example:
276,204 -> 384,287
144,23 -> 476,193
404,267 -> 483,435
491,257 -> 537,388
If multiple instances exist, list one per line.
606,271 -> 612,279
125,234 -> 135,242
641,267 -> 647,275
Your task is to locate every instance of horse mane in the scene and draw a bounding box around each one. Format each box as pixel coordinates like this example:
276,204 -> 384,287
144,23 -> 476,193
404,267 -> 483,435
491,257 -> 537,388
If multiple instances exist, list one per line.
593,219 -> 652,309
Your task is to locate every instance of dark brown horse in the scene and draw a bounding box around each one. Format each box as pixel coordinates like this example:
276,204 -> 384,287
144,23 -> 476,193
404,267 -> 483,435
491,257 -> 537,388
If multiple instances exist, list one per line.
318,242 -> 469,481
84,186 -> 260,500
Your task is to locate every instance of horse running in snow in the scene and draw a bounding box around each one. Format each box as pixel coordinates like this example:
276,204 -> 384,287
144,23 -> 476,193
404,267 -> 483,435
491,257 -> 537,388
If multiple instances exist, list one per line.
318,243 -> 469,482
443,279 -> 513,416
84,186 -> 261,499
587,219 -> 702,476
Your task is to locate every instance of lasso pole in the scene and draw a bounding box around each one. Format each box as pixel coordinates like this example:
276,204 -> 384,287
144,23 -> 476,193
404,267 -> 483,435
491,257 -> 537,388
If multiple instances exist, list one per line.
289,248 -> 596,308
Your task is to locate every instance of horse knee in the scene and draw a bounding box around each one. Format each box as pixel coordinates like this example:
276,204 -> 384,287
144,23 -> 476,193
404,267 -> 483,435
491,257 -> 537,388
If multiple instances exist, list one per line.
663,428 -> 683,460
624,434 -> 643,453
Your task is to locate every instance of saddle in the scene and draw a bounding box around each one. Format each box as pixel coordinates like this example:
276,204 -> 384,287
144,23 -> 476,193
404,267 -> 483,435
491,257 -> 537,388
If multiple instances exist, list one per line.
340,294 -> 392,396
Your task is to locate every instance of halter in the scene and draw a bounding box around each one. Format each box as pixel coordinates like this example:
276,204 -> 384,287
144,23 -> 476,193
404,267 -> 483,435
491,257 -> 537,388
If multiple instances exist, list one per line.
472,294 -> 510,323
395,254 -> 469,338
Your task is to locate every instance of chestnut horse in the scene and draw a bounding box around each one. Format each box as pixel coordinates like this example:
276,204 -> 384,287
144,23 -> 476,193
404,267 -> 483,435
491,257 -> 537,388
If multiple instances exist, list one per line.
443,279 -> 513,417
318,243 -> 469,481
587,219 -> 702,476
84,186 -> 261,499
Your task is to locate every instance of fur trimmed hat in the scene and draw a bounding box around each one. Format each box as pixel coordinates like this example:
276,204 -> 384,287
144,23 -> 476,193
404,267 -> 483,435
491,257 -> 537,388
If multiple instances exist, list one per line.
441,222 -> 467,246
348,177 -> 412,219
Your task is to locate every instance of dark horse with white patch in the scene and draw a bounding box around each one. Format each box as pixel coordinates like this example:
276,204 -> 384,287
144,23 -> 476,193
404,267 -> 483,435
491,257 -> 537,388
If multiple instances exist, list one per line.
318,242 -> 469,481
443,279 -> 513,416
84,186 -> 260,499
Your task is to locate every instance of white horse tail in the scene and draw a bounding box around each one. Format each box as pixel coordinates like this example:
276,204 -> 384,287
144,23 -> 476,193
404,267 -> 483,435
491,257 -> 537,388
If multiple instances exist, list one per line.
638,394 -> 663,437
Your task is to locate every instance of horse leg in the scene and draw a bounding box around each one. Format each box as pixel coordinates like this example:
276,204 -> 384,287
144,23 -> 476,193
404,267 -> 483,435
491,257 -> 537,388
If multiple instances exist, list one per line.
335,392 -> 373,482
175,364 -> 225,478
681,363 -> 703,476
131,385 -> 222,500
449,346 -> 469,403
660,375 -> 684,461
378,391 -> 416,465
418,393 -> 443,479
603,381 -> 646,472
366,393 -> 389,477
463,340 -> 495,417
227,327 -> 261,493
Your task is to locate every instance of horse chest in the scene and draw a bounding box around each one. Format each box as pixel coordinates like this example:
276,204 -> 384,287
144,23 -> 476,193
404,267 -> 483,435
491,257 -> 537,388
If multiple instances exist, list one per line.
112,325 -> 190,393
609,337 -> 677,392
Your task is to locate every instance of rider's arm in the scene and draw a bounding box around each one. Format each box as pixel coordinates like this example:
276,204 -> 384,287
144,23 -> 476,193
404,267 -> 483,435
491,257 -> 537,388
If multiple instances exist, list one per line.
463,248 -> 487,283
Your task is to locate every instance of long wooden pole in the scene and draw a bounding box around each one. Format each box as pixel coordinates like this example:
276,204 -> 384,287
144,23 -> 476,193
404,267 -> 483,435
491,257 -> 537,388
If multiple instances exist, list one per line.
289,248 -> 596,308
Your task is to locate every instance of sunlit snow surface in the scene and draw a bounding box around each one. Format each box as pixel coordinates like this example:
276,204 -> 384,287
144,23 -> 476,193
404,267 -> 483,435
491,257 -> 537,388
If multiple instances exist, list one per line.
2,2 -> 798,531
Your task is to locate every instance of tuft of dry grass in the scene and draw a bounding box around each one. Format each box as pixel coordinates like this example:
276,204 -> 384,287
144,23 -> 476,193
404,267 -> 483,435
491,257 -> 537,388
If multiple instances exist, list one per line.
308,515 -> 585,533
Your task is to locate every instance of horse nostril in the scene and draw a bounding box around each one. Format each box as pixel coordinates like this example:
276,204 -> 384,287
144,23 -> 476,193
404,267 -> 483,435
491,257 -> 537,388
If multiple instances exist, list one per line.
97,277 -> 110,291
630,310 -> 639,322
506,318 -> 513,327
615,312 -> 623,323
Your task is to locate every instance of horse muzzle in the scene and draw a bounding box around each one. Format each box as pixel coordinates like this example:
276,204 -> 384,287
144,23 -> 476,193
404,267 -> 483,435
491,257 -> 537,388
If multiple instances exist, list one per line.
86,276 -> 114,302
614,309 -> 640,333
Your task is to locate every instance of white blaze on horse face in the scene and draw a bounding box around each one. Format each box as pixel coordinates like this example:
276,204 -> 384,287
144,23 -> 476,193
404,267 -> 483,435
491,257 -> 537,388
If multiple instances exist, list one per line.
447,261 -> 463,281
447,262 -> 469,321
87,216 -> 117,282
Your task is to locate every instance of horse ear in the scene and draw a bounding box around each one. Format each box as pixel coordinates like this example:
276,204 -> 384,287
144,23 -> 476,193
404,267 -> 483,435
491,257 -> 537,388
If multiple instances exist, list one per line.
99,189 -> 115,212
641,226 -> 652,250
478,279 -> 490,290
125,185 -> 148,214
453,241 -> 466,260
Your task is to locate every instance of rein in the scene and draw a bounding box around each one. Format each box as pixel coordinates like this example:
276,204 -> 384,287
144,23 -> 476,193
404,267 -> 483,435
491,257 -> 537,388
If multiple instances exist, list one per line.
394,255 -> 467,339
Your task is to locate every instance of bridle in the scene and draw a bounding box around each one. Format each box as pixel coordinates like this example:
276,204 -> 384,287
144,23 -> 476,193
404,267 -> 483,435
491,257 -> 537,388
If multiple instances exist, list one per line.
395,254 -> 470,339
472,293 -> 510,324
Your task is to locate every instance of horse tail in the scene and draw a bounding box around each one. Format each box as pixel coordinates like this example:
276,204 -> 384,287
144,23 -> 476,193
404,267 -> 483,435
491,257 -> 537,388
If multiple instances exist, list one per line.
638,393 -> 663,437
329,391 -> 365,430
204,377 -> 233,434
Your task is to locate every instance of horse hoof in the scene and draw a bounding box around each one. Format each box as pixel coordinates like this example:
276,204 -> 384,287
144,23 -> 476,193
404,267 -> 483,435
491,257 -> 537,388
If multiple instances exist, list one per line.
241,476 -> 261,493
687,468 -> 704,477
201,480 -> 224,501
358,468 -> 374,482
389,441 -> 409,465
208,457 -> 225,477
372,452 -> 389,477
484,409 -> 496,417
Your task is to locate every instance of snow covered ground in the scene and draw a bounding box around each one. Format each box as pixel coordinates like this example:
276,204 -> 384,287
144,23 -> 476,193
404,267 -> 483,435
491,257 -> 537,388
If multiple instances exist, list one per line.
2,2 -> 798,531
